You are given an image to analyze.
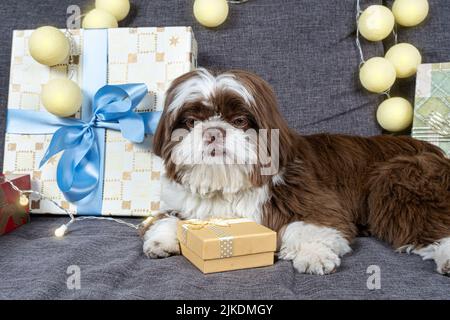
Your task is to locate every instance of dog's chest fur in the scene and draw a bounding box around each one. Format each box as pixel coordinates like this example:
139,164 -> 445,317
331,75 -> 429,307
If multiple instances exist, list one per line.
160,175 -> 269,223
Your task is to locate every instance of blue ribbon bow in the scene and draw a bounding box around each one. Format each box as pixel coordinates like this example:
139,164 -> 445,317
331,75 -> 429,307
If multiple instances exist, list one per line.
7,83 -> 161,203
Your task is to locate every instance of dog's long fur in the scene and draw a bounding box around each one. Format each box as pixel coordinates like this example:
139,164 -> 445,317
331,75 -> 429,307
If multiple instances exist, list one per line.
143,68 -> 450,275
262,134 -> 450,246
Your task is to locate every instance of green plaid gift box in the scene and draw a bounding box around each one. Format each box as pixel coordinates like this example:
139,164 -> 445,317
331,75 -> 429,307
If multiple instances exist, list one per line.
412,63 -> 450,157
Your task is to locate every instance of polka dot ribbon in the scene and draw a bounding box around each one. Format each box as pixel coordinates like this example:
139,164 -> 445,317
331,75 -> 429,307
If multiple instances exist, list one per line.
181,219 -> 234,258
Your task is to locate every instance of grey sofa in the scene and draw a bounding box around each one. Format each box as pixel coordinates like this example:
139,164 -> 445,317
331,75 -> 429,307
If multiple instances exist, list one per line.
0,0 -> 449,299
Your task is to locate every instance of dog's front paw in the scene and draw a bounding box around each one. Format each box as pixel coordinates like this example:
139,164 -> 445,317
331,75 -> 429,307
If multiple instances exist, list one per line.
434,240 -> 450,276
290,243 -> 341,275
279,221 -> 351,275
143,237 -> 180,258
142,217 -> 180,258
438,260 -> 450,275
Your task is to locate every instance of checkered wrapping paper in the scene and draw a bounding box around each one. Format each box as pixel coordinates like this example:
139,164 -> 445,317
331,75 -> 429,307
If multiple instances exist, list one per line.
3,27 -> 197,216
412,63 -> 450,157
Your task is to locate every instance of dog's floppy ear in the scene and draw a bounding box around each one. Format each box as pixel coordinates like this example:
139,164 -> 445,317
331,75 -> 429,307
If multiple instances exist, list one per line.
228,70 -> 295,169
153,70 -> 201,157
152,111 -> 169,158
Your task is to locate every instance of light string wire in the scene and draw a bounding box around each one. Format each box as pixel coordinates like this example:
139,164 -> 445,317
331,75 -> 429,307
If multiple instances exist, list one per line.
355,0 -> 365,66
2,175 -> 145,237
65,29 -> 77,81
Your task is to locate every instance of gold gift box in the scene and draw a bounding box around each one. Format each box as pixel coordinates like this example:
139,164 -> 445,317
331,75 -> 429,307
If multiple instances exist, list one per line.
177,219 -> 277,274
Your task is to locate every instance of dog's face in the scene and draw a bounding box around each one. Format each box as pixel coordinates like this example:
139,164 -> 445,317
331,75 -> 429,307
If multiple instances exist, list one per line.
153,69 -> 292,197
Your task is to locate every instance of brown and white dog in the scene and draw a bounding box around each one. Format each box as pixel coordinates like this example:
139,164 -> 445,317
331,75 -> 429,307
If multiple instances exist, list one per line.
142,68 -> 450,275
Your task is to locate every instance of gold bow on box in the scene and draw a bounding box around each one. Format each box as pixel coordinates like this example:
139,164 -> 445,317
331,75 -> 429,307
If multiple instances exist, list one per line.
180,218 -> 244,258
182,218 -> 232,229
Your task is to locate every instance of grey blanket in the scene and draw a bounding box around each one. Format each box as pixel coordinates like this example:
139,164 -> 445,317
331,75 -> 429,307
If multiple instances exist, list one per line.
1,217 -> 449,299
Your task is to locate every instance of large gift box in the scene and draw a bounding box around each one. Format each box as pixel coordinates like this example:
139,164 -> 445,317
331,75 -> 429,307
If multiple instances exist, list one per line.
177,219 -> 277,274
3,27 -> 197,216
0,174 -> 31,235
412,63 -> 450,157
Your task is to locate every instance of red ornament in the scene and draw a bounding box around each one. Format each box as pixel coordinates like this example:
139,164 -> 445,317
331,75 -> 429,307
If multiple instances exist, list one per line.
0,174 -> 31,236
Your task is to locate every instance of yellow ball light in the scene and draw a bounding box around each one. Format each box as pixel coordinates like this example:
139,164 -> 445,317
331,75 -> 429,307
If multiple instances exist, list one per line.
54,225 -> 68,238
376,97 -> 413,132
28,26 -> 70,66
358,5 -> 395,41
193,0 -> 229,28
96,0 -> 130,22
82,8 -> 118,29
359,57 -> 397,93
41,78 -> 82,117
385,43 -> 422,78
392,0 -> 429,27
19,194 -> 29,207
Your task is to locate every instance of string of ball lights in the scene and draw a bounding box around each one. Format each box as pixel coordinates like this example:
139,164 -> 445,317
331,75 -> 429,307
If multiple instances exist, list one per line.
355,0 -> 427,133
356,0 -> 450,136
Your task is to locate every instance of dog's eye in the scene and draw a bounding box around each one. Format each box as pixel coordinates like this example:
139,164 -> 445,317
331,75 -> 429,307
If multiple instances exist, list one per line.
231,117 -> 248,128
183,117 -> 196,129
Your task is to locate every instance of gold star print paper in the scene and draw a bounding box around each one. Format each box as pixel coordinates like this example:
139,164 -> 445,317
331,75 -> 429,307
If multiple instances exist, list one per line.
47,156 -> 58,166
169,36 -> 179,47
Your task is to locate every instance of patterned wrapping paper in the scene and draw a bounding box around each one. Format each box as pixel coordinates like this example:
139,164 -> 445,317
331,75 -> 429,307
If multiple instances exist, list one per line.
3,27 -> 197,216
412,63 -> 450,157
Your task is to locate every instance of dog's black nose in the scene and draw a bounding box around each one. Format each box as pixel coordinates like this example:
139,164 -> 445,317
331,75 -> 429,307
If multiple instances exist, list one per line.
203,127 -> 226,145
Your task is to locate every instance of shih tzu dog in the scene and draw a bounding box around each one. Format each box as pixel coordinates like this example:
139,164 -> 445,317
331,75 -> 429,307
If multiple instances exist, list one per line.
142,68 -> 450,275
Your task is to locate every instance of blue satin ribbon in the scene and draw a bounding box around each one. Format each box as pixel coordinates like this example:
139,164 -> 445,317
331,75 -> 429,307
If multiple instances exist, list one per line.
6,28 -> 162,215
6,84 -> 162,203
